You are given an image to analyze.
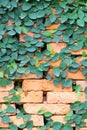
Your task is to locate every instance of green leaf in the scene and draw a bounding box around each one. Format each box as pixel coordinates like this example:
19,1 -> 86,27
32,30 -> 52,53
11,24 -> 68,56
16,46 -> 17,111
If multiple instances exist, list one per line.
78,9 -> 84,19
81,60 -> 87,67
9,123 -> 18,130
8,30 -> 16,36
73,84 -> 81,97
77,19 -> 84,27
60,14 -> 68,23
47,44 -> 53,52
22,3 -> 31,11
38,110 -> 45,115
2,115 -> 10,123
0,77 -> 8,87
23,114 -> 30,121
50,14 -> 57,23
44,111 -> 52,117
53,122 -> 63,130
63,124 -> 73,130
9,89 -> 16,95
5,105 -> 16,113
70,11 -> 78,20
0,69 -> 4,78
15,27 -> 21,34
10,95 -> 20,103
21,27 -> 28,34
42,31 -> 53,37
62,79 -> 72,87
52,67 -> 60,77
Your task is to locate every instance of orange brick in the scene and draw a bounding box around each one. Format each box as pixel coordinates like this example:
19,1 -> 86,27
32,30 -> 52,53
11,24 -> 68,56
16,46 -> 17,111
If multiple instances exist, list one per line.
50,43 -> 66,53
67,71 -> 85,80
20,91 -> 43,103
0,82 -> 14,92
47,92 -> 86,103
48,69 -> 85,80
16,73 -> 42,79
0,91 -> 43,103
76,81 -> 87,91
24,128 -> 39,130
19,32 -> 34,42
22,79 -> 72,92
51,116 -> 65,123
76,128 -> 87,130
11,115 -> 44,127
71,49 -> 87,55
46,23 -> 60,30
23,104 -> 70,115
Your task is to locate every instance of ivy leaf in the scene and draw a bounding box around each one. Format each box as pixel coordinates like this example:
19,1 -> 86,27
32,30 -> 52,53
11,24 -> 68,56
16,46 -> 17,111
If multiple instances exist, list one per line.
62,79 -> 72,87
78,9 -> 84,19
60,14 -> 68,23
52,67 -> 60,77
22,3 -> 31,11
47,44 -> 53,52
38,110 -> 45,115
2,115 -> 10,123
44,111 -> 52,117
0,69 -> 4,78
21,27 -> 27,34
9,123 -> 18,130
50,14 -> 57,23
53,122 -> 63,130
63,123 -> 73,130
0,77 -> 8,87
81,60 -> 87,67
5,105 -> 16,113
23,114 -> 30,121
77,19 -> 84,27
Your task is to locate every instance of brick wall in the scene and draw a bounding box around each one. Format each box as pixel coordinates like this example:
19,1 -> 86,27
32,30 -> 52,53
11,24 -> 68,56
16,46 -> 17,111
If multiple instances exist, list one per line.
0,23 -> 87,129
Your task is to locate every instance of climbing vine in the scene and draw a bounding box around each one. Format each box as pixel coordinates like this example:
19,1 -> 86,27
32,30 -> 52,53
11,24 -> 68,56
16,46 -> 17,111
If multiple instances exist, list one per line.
0,0 -> 87,129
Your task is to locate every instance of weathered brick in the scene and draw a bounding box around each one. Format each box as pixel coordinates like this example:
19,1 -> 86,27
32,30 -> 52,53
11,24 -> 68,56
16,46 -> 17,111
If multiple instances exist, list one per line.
20,91 -> 43,103
51,116 -> 65,123
16,73 -> 42,79
76,81 -> 87,91
50,43 -> 66,53
22,79 -> 72,92
0,82 -> 14,92
19,32 -> 34,42
76,128 -> 87,130
47,92 -> 86,103
23,104 -> 70,114
46,23 -> 60,30
0,118 -> 9,127
0,91 -> 43,103
71,49 -> 87,55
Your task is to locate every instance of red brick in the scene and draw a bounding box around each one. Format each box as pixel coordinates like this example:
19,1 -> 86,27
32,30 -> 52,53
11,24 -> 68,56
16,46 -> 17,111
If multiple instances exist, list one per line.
0,82 -> 14,92
22,79 -> 72,92
20,91 -> 43,103
47,92 -> 86,103
76,128 -> 87,130
0,118 -> 9,127
71,49 -> 87,55
0,91 -> 43,103
51,116 -> 65,123
50,43 -> 66,53
46,23 -> 60,30
76,81 -> 87,91
23,103 -> 70,115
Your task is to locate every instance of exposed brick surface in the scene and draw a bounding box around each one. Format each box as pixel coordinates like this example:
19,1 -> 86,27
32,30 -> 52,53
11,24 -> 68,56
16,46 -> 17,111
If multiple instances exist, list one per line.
47,92 -> 86,103
76,128 -> 87,130
0,82 -> 14,92
76,81 -> 87,91
22,79 -> 72,92
46,23 -> 60,30
20,91 -> 43,103
51,116 -> 66,123
0,91 -> 43,103
23,103 -> 70,114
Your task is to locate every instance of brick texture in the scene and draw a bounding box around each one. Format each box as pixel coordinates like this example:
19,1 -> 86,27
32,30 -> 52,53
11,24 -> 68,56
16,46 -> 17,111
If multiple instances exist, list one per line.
0,91 -> 43,103
47,92 -> 86,103
0,82 -> 14,92
22,79 -> 72,92
23,103 -> 70,114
